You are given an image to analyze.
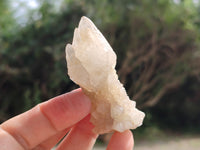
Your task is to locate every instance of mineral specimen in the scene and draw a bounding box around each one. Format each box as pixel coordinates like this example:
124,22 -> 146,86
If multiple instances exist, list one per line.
65,16 -> 145,134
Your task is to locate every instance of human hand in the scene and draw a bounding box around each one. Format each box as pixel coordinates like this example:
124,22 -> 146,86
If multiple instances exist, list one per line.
0,89 -> 134,150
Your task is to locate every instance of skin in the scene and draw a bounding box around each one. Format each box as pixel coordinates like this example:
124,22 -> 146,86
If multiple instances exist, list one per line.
0,89 -> 134,150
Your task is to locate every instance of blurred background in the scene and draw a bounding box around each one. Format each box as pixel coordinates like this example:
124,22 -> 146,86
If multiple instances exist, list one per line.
1,0 -> 200,149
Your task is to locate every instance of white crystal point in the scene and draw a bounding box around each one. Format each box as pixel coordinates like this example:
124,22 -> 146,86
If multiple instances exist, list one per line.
66,16 -> 145,134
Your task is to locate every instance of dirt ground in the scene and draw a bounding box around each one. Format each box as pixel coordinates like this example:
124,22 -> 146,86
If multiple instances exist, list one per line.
93,135 -> 200,150
52,135 -> 200,150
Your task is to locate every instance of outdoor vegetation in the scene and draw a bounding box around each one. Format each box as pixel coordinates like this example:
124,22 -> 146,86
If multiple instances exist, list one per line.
1,0 -> 200,141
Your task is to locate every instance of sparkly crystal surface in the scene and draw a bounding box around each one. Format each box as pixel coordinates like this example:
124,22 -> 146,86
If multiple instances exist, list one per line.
66,16 -> 145,134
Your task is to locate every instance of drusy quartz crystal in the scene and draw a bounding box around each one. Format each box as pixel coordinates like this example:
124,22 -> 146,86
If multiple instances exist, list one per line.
65,16 -> 145,134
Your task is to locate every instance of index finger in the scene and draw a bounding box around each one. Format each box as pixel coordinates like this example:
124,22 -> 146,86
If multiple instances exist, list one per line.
0,89 -> 91,149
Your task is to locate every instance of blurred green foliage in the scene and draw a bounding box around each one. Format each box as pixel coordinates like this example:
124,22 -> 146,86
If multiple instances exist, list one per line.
0,1 -> 84,119
0,0 -> 200,130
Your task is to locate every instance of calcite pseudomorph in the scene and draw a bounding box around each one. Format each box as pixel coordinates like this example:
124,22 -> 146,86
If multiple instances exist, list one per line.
65,16 -> 145,134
